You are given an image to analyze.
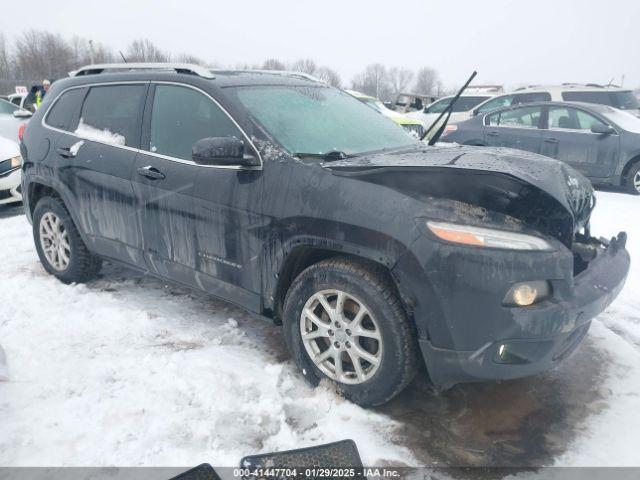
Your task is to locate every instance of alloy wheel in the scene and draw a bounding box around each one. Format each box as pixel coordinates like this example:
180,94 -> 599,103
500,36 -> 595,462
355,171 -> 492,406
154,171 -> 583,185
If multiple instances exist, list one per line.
39,212 -> 71,271
300,289 -> 383,385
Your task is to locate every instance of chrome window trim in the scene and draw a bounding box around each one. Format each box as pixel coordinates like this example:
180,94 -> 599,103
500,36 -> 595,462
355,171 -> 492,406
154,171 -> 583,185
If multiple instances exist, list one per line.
42,80 -> 263,171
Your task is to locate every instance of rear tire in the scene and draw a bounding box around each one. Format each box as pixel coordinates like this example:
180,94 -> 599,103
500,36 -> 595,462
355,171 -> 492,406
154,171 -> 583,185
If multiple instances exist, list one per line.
33,196 -> 102,283
623,161 -> 640,195
283,256 -> 418,407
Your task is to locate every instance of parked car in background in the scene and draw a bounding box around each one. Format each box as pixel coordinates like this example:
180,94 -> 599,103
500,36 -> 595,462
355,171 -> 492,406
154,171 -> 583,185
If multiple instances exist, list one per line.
347,90 -> 425,138
0,98 -> 28,141
0,136 -> 22,205
442,101 -> 640,194
394,93 -> 435,113
472,84 -> 640,118
407,93 -> 495,130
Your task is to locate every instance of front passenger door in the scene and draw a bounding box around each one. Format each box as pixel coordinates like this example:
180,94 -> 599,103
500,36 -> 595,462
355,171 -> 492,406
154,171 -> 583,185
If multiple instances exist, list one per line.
541,106 -> 620,178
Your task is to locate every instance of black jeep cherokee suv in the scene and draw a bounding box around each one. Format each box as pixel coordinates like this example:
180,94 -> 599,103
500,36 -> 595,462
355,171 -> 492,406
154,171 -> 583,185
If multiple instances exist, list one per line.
20,63 -> 630,406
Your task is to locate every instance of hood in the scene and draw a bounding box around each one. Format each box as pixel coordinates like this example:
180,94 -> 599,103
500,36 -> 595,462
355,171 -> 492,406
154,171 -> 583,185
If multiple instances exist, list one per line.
325,144 -> 594,246
0,115 -> 23,143
0,135 -> 20,159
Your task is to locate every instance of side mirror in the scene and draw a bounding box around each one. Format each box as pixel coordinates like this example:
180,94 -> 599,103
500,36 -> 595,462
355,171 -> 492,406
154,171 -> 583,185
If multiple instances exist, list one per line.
472,108 -> 480,116
13,109 -> 32,119
192,137 -> 259,167
591,123 -> 616,135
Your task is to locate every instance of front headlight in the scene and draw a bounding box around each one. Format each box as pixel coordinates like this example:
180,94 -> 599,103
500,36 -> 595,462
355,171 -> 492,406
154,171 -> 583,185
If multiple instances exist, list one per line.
10,156 -> 22,168
426,221 -> 553,251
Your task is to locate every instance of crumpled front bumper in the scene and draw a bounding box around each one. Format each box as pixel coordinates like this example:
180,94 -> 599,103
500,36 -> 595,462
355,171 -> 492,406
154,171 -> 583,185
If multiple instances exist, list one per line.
416,233 -> 630,390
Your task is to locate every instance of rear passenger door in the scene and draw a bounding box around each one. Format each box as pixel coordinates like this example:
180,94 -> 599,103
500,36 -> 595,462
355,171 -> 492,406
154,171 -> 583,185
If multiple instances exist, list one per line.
541,106 -> 620,178
484,105 -> 543,153
47,83 -> 148,267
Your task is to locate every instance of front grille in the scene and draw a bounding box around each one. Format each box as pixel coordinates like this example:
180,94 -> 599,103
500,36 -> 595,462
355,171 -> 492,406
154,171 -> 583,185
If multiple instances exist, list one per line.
402,123 -> 425,138
0,189 -> 13,200
0,159 -> 11,175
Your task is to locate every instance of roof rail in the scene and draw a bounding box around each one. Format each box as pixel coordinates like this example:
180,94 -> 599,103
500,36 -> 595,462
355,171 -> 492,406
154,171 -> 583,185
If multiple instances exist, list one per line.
210,69 -> 325,83
71,63 -> 215,79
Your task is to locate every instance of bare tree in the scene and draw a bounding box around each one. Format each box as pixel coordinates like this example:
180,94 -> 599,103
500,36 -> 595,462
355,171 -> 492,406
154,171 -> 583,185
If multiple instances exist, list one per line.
125,39 -> 170,62
262,58 -> 286,71
414,67 -> 440,96
175,53 -> 205,65
0,34 -> 12,80
351,63 -> 391,100
290,58 -> 317,75
387,67 -> 414,100
315,66 -> 341,87
14,30 -> 75,81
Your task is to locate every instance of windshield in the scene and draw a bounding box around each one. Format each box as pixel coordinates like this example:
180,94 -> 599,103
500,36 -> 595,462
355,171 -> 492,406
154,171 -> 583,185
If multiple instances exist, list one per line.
0,99 -> 18,115
602,109 -> 640,134
360,97 -> 386,113
425,96 -> 491,114
562,90 -> 640,110
234,86 -> 419,156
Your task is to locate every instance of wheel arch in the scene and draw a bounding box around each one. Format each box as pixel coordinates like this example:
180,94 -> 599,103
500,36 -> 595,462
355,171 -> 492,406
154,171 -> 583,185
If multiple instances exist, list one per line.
268,240 -> 415,329
621,154 -> 640,180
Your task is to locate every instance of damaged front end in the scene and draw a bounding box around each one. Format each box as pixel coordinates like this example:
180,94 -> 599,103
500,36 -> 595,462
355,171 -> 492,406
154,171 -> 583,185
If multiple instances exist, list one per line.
327,145 -> 630,389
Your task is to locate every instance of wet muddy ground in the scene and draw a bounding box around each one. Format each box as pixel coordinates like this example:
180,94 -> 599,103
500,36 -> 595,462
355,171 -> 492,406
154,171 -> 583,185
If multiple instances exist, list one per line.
1,204 -> 612,473
377,341 -> 608,471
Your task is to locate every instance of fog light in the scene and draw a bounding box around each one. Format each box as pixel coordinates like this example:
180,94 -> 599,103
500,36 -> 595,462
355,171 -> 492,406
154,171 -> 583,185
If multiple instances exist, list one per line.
498,344 -> 506,357
503,281 -> 551,307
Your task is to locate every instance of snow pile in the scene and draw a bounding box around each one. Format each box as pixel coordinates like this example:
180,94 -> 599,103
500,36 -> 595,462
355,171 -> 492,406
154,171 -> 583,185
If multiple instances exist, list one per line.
0,215 -> 414,466
556,191 -> 640,466
74,118 -> 126,146
0,344 -> 8,381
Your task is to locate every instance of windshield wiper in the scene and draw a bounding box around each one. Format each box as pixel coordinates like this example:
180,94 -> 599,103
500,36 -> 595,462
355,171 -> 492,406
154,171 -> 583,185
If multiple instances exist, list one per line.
295,151 -> 353,162
420,71 -> 477,145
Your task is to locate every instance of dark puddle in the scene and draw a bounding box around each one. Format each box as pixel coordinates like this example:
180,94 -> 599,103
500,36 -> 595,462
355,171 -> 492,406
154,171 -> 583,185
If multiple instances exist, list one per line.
377,338 -> 610,474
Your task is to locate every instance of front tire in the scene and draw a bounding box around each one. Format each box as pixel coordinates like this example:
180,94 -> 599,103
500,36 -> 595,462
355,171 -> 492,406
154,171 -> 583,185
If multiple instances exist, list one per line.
283,257 -> 418,407
32,196 -> 102,283
624,162 -> 640,195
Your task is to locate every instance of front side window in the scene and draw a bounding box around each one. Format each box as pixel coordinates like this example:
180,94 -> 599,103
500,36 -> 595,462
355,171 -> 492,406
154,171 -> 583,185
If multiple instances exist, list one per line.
76,85 -> 147,147
548,107 -> 606,130
234,86 -> 418,156
477,95 -> 515,114
45,88 -> 85,131
0,99 -> 18,115
425,96 -> 491,114
488,106 -> 542,128
149,85 -> 242,161
515,92 -> 552,103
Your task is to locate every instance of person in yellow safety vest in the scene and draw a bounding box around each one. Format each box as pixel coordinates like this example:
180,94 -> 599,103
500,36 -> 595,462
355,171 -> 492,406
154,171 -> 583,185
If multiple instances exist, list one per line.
35,80 -> 51,109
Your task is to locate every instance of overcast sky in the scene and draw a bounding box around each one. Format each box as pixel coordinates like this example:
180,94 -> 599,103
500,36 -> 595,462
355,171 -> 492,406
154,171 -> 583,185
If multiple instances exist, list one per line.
2,0 -> 639,89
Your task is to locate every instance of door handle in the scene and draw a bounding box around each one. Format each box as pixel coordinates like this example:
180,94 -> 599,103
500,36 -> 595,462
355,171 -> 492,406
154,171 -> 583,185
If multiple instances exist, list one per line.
487,131 -> 499,137
545,138 -> 559,144
137,165 -> 166,180
55,140 -> 84,158
56,147 -> 78,158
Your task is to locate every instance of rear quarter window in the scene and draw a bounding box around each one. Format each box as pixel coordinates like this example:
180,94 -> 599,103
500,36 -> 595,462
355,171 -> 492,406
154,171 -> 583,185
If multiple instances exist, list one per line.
45,88 -> 85,131
76,84 -> 147,148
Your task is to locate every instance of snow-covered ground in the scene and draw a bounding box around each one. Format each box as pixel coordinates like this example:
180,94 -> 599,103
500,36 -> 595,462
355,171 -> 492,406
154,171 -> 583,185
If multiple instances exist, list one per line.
0,191 -> 639,468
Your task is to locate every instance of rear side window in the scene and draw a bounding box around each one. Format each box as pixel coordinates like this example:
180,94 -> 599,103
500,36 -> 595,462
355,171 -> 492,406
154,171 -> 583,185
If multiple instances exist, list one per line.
76,84 -> 147,148
562,90 -> 640,110
148,84 -> 241,161
45,88 -> 85,131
